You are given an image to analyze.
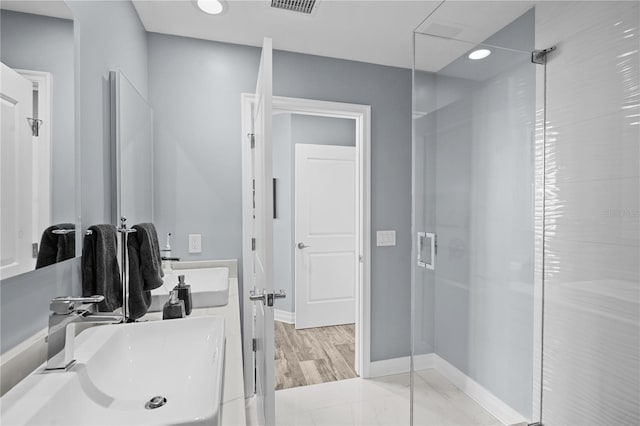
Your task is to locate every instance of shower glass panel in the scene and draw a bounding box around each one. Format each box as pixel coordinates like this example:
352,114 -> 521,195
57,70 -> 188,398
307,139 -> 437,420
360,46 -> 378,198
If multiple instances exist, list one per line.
411,8 -> 542,425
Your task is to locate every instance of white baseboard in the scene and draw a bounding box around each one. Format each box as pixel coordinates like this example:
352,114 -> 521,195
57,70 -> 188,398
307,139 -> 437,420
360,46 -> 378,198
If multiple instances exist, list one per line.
369,356 -> 410,377
432,355 -> 527,426
368,353 -> 434,378
367,353 -> 527,426
274,309 -> 295,324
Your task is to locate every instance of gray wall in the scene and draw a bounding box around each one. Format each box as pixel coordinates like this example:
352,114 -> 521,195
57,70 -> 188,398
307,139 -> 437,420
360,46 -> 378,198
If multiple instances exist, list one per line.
148,32 -> 412,361
273,113 -> 356,313
147,34 -> 259,324
0,10 -> 75,224
413,10 -> 535,417
0,258 -> 81,354
67,0 -> 148,227
274,52 -> 412,361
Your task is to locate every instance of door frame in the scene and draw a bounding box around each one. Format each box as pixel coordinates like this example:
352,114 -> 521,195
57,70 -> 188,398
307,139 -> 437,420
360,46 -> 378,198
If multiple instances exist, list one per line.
241,94 -> 372,397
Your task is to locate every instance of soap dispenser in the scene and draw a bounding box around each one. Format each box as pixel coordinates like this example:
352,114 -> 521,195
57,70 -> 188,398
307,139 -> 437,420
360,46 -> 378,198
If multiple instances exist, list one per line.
161,233 -> 174,277
174,275 -> 192,315
162,290 -> 186,320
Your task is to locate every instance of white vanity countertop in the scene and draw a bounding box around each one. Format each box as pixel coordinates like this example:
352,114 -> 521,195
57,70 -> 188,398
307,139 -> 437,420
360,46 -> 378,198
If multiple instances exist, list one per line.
141,259 -> 246,426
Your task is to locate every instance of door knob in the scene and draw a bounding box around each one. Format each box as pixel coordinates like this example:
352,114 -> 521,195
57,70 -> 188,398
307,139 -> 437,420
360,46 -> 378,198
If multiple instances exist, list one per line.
297,242 -> 309,249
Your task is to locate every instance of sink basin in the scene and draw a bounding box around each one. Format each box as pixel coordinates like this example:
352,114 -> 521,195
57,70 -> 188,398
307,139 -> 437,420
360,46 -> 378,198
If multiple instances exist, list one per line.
150,267 -> 229,312
1,316 -> 225,425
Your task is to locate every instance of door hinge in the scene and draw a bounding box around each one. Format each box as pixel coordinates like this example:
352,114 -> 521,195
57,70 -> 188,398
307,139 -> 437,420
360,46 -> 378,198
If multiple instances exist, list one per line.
32,243 -> 39,258
434,234 -> 438,255
251,238 -> 256,251
252,338 -> 257,352
248,133 -> 255,149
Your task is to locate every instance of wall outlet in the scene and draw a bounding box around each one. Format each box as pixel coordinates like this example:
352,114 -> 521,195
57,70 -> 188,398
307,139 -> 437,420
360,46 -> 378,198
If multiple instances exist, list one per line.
188,234 -> 202,253
376,230 -> 396,247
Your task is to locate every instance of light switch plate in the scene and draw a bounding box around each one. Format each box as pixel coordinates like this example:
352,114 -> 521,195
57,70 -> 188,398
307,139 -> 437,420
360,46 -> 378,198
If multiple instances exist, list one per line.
188,234 -> 202,253
376,230 -> 396,247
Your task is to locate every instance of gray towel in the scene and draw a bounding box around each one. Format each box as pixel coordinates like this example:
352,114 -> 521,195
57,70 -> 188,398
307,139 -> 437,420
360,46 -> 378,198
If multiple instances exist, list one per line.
36,223 -> 75,269
82,225 -> 122,312
127,223 -> 164,320
56,232 -> 76,263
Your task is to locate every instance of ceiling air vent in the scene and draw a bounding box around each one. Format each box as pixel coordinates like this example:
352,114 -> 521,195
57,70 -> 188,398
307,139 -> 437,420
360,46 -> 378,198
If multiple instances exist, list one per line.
271,0 -> 317,14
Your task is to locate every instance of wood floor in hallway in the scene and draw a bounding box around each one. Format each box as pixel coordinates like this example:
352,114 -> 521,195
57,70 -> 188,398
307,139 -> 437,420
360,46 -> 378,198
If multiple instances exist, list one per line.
275,321 -> 358,390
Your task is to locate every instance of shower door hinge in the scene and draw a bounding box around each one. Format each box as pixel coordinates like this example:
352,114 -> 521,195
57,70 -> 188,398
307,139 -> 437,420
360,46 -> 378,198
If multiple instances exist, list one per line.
252,338 -> 257,352
248,133 -> 255,149
531,46 -> 556,65
251,238 -> 256,251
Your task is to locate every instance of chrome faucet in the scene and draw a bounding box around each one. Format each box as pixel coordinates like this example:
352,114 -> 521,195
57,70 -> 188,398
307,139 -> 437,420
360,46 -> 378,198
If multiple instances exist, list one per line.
45,295 -> 123,372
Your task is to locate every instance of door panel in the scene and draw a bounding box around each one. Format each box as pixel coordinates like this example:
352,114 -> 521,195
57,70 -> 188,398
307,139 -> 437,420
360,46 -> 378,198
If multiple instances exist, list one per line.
307,252 -> 356,301
1,62 -> 34,279
295,144 -> 356,329
251,38 -> 275,426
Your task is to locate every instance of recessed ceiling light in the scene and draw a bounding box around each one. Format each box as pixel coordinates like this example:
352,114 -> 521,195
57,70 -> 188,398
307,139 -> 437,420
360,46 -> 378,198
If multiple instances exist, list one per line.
468,49 -> 491,60
197,0 -> 224,15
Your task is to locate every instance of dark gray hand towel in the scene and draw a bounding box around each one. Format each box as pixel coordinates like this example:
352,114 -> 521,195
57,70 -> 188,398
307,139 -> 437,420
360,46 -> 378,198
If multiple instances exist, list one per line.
127,223 -> 164,320
56,232 -> 76,263
36,223 -> 75,269
82,225 -> 122,312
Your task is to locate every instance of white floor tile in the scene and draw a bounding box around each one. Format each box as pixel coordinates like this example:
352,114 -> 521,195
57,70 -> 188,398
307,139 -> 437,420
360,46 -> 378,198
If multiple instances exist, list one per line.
270,370 -> 503,426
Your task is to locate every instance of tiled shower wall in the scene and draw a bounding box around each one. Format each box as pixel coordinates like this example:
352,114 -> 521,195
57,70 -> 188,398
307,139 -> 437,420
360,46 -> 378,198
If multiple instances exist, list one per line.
538,2 -> 640,424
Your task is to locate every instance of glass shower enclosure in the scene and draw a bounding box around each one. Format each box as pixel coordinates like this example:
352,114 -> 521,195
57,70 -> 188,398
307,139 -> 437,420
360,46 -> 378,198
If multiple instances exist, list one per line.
411,6 -> 543,425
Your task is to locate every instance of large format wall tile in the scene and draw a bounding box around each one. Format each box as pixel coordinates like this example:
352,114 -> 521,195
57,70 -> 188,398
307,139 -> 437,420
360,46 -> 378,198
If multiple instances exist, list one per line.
538,1 -> 640,424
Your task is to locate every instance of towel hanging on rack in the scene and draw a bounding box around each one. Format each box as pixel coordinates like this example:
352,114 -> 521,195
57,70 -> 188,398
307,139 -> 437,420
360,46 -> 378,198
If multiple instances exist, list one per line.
35,223 -> 75,269
127,223 -> 164,320
82,224 -> 122,312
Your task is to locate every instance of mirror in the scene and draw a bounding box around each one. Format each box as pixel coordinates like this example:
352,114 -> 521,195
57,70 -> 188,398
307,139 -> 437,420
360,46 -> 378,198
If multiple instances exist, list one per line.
0,2 -> 77,280
110,70 -> 154,226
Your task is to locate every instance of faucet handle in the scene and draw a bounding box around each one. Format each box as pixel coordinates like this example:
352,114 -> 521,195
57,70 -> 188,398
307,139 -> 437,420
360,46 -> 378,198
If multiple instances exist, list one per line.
50,295 -> 105,314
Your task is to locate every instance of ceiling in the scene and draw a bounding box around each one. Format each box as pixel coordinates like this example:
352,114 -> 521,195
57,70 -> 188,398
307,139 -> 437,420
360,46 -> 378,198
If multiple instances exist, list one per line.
414,1 -> 534,72
132,0 -> 442,69
0,0 -> 536,72
0,0 -> 72,20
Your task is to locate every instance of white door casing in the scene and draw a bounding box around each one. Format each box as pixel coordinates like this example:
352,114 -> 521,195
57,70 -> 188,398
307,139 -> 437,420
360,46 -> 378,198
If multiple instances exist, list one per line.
242,95 -> 372,386
250,37 -> 275,426
295,144 -> 357,329
1,62 -> 34,279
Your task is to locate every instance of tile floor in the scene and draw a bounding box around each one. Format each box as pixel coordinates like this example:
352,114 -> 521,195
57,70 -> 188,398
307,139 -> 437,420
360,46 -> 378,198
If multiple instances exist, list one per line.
270,369 -> 503,426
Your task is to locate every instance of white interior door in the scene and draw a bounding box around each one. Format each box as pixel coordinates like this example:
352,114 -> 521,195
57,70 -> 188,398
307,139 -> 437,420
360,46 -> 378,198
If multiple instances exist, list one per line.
250,37 -> 275,426
1,62 -> 34,279
295,144 -> 356,329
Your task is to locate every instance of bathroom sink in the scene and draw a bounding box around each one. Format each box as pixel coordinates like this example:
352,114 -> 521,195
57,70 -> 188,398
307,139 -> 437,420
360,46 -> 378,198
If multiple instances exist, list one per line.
149,267 -> 229,312
0,316 -> 225,425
